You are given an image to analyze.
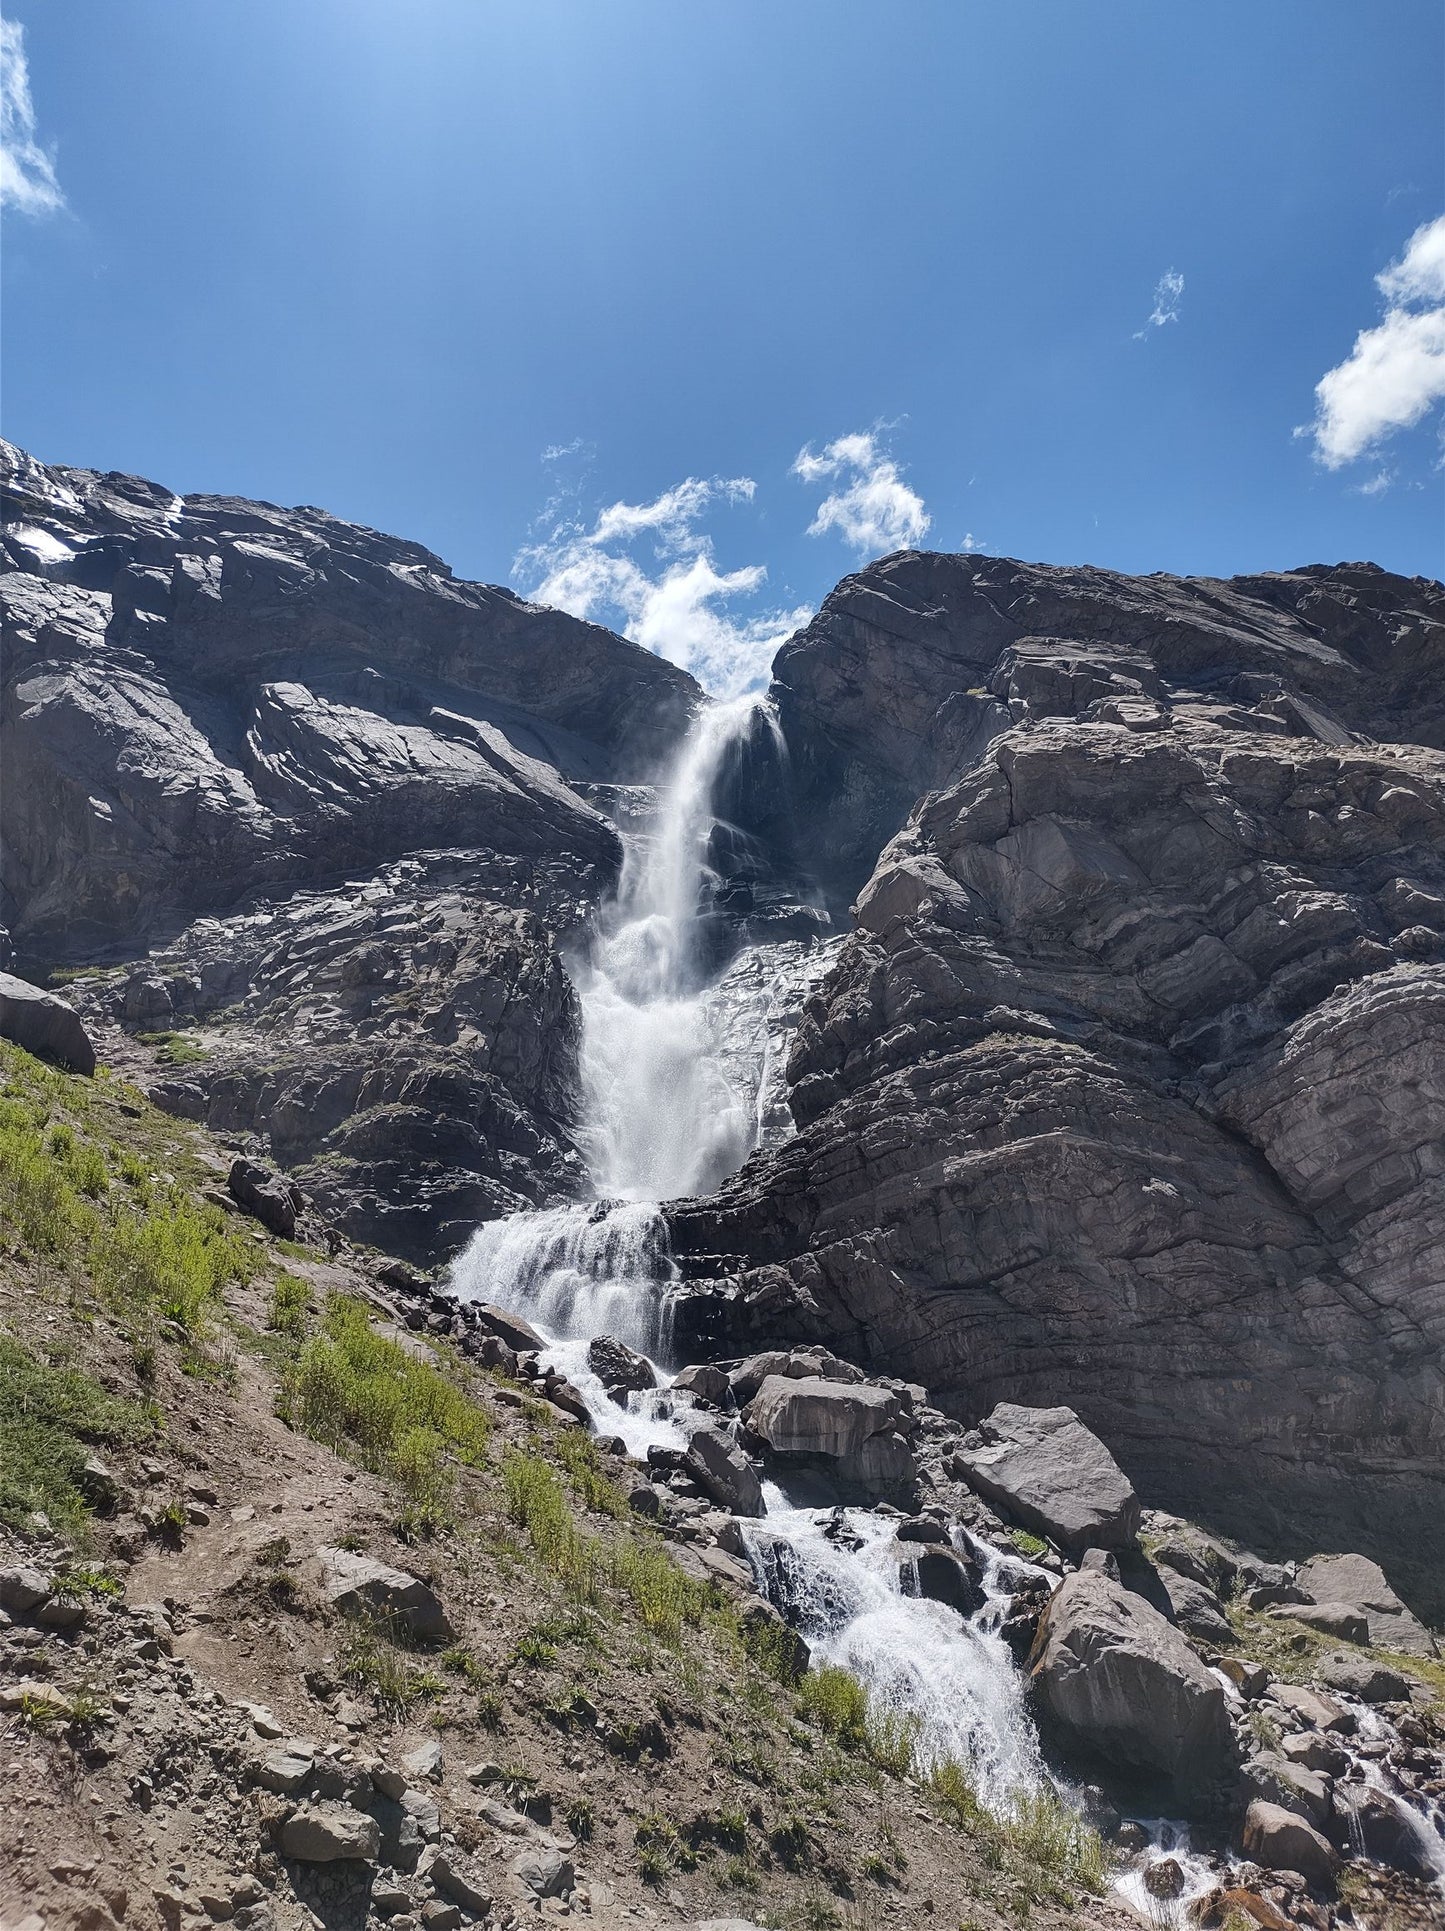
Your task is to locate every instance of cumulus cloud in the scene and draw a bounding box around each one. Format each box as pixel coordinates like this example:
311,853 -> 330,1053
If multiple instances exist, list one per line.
1305,215 -> 1445,472
1135,268 -> 1184,337
515,475 -> 809,698
792,430 -> 930,556
1,21 -> 64,217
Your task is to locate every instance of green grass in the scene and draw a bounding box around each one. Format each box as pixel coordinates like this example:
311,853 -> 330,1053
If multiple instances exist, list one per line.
339,1615 -> 446,1715
280,1293 -> 491,1531
928,1759 -> 1109,1902
136,1031 -> 211,1068
267,1272 -> 311,1338
795,1663 -> 921,1776
0,1334 -> 156,1535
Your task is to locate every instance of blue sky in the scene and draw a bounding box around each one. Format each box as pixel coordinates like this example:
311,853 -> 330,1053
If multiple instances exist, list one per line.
3,0 -> 1443,693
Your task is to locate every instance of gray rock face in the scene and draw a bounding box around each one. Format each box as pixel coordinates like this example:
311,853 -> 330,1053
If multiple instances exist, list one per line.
1,440 -> 699,960
669,574 -> 1445,1612
315,1546 -> 453,1642
1027,1570 -> 1235,1802
952,1404 -> 1139,1554
227,1156 -> 299,1237
0,971 -> 95,1074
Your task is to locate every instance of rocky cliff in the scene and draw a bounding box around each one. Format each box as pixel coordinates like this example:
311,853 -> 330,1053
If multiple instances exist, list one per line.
6,446 -> 1444,1614
671,552 -> 1445,1613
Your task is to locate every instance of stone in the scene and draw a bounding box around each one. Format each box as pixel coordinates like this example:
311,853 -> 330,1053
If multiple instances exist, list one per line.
471,1302 -> 548,1354
670,1362 -> 732,1407
684,1422 -> 764,1517
1269,1682 -> 1352,1734
1241,1801 -> 1336,1890
1143,1857 -> 1186,1899
905,1546 -> 984,1619
952,1404 -> 1140,1555
1027,1570 -> 1234,1800
1332,1785 -> 1441,1882
278,1803 -> 380,1863
315,1546 -> 453,1641
1294,1552 -> 1438,1657
744,1375 -> 915,1496
254,1750 -> 314,1795
0,970 -> 96,1074
400,1737 -> 442,1782
227,1157 -> 298,1238
0,1565 -> 50,1614
509,1846 -> 574,1899
1312,1652 -> 1411,1702
1272,1603 -> 1367,1648
587,1334 -> 657,1400
896,1513 -> 951,1544
426,1846 -> 494,1923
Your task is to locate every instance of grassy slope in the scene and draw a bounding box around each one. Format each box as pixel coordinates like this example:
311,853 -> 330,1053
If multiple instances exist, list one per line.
0,1038 -> 1128,1931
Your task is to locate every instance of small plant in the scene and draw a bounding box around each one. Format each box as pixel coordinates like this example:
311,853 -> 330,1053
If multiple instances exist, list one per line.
1006,1528 -> 1050,1561
17,1691 -> 67,1732
339,1615 -> 445,1716
267,1272 -> 311,1338
0,1336 -> 155,1535
510,1630 -> 557,1669
767,1813 -> 812,1870
476,1689 -> 503,1730
565,1796 -> 595,1840
635,1810 -> 696,1883
1245,1706 -> 1281,1752
137,1031 -> 211,1068
50,1564 -> 121,1601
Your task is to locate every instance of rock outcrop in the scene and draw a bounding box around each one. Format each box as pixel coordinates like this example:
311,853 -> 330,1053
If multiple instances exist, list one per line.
669,550 -> 1445,1615
0,970 -> 96,1074
1,439 -> 700,961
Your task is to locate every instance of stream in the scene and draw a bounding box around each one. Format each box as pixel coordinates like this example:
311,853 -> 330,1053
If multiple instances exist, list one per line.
446,696 -> 1444,1919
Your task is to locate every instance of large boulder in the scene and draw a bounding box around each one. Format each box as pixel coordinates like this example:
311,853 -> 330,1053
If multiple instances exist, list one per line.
1294,1553 -> 1438,1657
684,1422 -> 764,1518
316,1546 -> 453,1642
744,1374 -> 915,1497
228,1156 -> 299,1238
953,1404 -> 1140,1554
587,1334 -> 657,1401
1028,1570 -> 1234,1802
0,971 -> 95,1075
1241,1801 -> 1336,1891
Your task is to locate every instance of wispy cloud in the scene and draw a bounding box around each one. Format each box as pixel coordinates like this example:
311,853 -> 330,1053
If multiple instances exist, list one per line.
1134,268 -> 1184,337
1304,215 -> 1445,474
515,475 -> 809,698
1,20 -> 64,218
792,430 -> 930,556
541,437 -> 589,463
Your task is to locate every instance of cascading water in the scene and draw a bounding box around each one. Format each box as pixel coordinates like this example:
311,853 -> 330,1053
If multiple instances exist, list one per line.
448,692 -> 1055,1825
449,693 -> 1445,1919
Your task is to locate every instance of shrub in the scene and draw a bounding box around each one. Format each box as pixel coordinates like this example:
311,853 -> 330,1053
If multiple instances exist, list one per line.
267,1272 -> 311,1338
281,1294 -> 491,1530
798,1664 -> 869,1750
0,1336 -> 155,1534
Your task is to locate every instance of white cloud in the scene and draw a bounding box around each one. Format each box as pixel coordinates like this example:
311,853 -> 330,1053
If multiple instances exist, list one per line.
1135,268 -> 1184,337
541,438 -> 587,463
792,430 -> 930,556
1,21 -> 64,217
1305,215 -> 1445,472
515,475 -> 809,698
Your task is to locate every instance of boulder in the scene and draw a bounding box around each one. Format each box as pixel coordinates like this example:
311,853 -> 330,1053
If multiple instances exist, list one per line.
1241,1801 -> 1335,1890
254,1749 -> 314,1795
587,1334 -> 657,1400
227,1156 -> 298,1238
1270,1600 -> 1369,1644
0,971 -> 95,1075
744,1375 -> 914,1497
1331,1786 -> 1441,1882
1160,1569 -> 1234,1645
1239,1753 -> 1333,1829
316,1546 -> 453,1641
953,1404 -> 1140,1555
430,1847 -> 494,1914
471,1302 -> 547,1354
0,1566 -> 51,1615
1268,1682 -> 1352,1734
510,1846 -> 574,1899
279,1803 -> 380,1863
683,1423 -> 764,1518
1312,1652 -> 1411,1703
670,1362 -> 732,1407
905,1546 -> 984,1619
1028,1570 -> 1234,1800
1294,1553 -> 1438,1657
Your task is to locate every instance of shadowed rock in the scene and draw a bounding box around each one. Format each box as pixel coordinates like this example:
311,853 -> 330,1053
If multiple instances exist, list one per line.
952,1403 -> 1140,1555
0,971 -> 95,1074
